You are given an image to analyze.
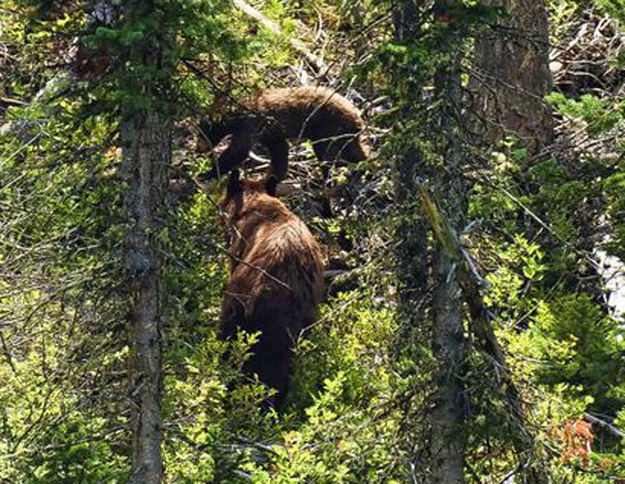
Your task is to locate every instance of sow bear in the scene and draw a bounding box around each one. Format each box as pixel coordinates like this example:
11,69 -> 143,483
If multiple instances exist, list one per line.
219,170 -> 324,408
197,86 -> 370,182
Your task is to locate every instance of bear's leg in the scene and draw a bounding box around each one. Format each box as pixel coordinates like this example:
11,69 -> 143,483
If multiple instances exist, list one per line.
244,340 -> 291,410
312,139 -> 328,162
265,138 -> 289,182
343,136 -> 368,163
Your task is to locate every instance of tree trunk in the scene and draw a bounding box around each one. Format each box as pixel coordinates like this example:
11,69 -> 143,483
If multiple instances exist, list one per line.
393,1 -> 429,340
392,3 -> 467,482
121,111 -> 170,484
473,0 -> 553,155
430,249 -> 466,484
428,126 -> 467,484
475,3 -> 552,480
395,148 -> 429,328
428,9 -> 468,482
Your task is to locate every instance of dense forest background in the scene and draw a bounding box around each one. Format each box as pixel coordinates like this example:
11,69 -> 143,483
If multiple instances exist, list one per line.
1,0 -> 625,482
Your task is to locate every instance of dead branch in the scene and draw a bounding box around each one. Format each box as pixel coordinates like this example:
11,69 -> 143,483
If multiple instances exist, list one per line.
584,412 -> 625,441
418,186 -> 505,366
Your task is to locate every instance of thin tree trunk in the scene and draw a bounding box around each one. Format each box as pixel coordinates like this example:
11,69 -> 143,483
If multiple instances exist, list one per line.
473,0 -> 553,155
395,147 -> 429,325
392,3 -> 467,482
430,248 -> 466,484
428,132 -> 467,484
121,111 -> 170,484
428,8 -> 468,481
393,0 -> 429,341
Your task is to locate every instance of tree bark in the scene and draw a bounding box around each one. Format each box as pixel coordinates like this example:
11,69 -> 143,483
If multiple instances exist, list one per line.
473,0 -> 553,155
393,0 -> 429,340
395,148 -> 429,328
428,131 -> 467,484
392,3 -> 467,482
474,2 -> 552,480
420,185 -> 548,483
121,111 -> 169,484
428,8 -> 468,481
430,248 -> 466,484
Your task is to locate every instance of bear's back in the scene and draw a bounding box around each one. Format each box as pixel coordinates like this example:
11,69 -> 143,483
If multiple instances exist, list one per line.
228,212 -> 323,326
221,189 -> 323,332
246,86 -> 365,139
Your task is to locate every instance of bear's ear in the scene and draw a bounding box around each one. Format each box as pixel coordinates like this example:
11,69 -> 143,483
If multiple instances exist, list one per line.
265,175 -> 279,197
226,169 -> 243,198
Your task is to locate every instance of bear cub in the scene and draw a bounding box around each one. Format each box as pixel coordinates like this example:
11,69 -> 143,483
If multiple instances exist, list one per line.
198,86 -> 370,182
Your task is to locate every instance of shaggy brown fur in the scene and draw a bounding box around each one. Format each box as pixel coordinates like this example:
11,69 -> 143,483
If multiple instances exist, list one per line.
219,170 -> 324,408
197,86 -> 370,182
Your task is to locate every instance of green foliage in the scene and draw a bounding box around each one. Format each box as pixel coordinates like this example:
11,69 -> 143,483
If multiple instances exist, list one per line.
3,0 -> 625,482
160,271 -> 408,482
593,0 -> 625,21
528,295 -> 625,413
290,291 -> 396,409
547,93 -> 623,136
234,292 -> 405,484
469,50 -> 625,477
0,102 -> 128,481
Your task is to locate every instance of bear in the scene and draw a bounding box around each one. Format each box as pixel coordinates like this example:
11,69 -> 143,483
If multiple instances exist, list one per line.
219,170 -> 325,408
197,86 -> 370,183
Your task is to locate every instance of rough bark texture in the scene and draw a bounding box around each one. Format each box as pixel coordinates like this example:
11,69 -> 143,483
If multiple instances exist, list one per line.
393,3 -> 466,482
420,185 -> 547,483
428,217 -> 467,483
428,143 -> 467,484
430,247 -> 466,484
474,0 -> 553,155
121,111 -> 169,484
428,15 -> 468,482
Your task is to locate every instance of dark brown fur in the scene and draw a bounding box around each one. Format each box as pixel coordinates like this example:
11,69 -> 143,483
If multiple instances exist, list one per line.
198,86 -> 370,182
219,171 -> 324,408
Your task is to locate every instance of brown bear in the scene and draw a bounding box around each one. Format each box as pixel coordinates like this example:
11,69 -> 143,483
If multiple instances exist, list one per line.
197,86 -> 370,182
219,170 -> 324,408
